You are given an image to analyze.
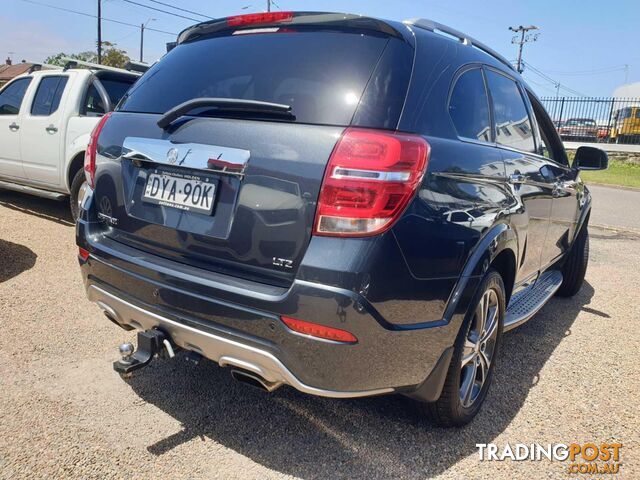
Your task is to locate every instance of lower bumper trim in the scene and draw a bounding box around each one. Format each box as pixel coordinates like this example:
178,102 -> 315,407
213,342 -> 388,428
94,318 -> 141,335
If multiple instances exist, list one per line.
87,285 -> 394,399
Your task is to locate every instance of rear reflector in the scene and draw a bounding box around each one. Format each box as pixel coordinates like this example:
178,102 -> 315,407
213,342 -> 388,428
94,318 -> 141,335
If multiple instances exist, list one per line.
84,112 -> 112,189
78,247 -> 90,261
281,316 -> 357,344
314,128 -> 430,236
227,12 -> 294,27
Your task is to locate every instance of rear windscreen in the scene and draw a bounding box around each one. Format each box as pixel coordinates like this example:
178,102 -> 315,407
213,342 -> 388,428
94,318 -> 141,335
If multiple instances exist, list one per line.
118,30 -> 393,126
100,79 -> 135,106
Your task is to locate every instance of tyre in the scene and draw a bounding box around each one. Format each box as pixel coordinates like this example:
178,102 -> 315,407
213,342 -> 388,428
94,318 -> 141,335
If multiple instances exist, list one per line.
423,269 -> 505,427
69,168 -> 86,221
556,226 -> 589,297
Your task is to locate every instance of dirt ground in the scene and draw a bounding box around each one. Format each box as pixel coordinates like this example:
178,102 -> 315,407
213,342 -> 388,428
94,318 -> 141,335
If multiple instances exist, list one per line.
0,190 -> 638,479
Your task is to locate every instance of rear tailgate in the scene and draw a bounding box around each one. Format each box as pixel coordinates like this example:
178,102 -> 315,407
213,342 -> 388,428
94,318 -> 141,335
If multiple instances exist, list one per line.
91,16 -> 413,286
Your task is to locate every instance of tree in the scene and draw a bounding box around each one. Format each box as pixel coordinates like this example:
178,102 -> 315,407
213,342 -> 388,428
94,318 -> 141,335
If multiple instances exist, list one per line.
44,42 -> 131,69
100,42 -> 130,68
44,51 -> 95,67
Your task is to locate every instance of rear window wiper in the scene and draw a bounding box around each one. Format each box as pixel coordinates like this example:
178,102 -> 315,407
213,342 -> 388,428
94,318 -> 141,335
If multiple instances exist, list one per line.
157,97 -> 294,129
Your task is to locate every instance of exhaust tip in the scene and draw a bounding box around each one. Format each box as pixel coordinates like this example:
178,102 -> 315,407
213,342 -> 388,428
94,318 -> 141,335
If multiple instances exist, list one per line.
97,301 -> 135,331
230,369 -> 282,393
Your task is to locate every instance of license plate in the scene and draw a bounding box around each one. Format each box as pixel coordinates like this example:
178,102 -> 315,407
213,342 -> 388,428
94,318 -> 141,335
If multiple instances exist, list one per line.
143,170 -> 217,214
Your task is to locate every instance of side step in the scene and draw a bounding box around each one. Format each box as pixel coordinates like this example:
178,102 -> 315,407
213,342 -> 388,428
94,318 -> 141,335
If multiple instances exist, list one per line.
504,270 -> 563,331
0,179 -> 66,200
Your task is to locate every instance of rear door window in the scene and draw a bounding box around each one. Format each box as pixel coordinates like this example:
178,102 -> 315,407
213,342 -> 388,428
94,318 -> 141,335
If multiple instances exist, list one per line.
0,77 -> 32,115
485,70 -> 535,153
448,68 -> 491,142
31,76 -> 68,116
119,31 -> 393,126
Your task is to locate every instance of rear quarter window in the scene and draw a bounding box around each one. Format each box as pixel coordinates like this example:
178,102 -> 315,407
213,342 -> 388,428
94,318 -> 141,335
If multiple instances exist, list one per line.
448,68 -> 491,142
119,31 -> 397,127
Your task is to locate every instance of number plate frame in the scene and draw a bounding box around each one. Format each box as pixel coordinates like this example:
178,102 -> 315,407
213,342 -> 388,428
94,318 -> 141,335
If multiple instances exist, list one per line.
142,168 -> 218,215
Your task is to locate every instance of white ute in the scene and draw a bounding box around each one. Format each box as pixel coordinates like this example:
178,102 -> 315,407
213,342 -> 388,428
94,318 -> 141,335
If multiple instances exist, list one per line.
0,61 -> 139,219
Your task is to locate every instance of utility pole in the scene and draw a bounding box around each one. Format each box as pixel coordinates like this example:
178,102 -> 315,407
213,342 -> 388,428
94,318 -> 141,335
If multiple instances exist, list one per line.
139,18 -> 155,62
624,64 -> 630,84
140,23 -> 145,62
267,0 -> 271,12
97,0 -> 102,64
509,25 -> 539,74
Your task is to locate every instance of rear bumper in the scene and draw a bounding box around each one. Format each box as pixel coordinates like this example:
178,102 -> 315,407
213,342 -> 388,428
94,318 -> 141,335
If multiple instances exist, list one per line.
88,284 -> 392,397
77,218 -> 475,398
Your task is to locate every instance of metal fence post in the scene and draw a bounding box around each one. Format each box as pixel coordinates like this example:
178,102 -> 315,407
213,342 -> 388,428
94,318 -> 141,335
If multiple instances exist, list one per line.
606,98 -> 616,139
558,97 -> 565,126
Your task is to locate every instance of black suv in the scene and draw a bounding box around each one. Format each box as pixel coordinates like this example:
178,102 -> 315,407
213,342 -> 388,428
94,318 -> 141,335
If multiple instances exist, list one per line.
76,12 -> 607,426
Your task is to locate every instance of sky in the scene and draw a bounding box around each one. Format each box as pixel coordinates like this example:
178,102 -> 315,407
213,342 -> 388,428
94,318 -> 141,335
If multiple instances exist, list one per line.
1,0 -> 639,97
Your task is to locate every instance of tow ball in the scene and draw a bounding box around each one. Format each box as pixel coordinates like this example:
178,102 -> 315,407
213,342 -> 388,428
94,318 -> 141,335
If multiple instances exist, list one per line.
113,329 -> 176,375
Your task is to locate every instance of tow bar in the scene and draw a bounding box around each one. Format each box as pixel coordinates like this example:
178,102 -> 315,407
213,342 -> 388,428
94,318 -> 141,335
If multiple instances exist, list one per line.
113,329 -> 176,375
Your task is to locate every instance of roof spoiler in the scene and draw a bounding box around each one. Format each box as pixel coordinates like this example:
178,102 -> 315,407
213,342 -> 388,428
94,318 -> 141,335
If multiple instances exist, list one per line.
177,12 -> 405,45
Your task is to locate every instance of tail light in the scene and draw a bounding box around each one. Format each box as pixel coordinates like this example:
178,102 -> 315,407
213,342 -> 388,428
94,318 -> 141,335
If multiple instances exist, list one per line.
78,247 -> 90,261
314,128 -> 430,236
227,12 -> 294,27
281,316 -> 357,344
84,112 -> 112,189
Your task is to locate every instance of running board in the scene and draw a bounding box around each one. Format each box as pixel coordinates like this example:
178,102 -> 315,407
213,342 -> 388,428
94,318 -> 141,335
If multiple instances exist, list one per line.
504,270 -> 563,331
0,180 -> 66,200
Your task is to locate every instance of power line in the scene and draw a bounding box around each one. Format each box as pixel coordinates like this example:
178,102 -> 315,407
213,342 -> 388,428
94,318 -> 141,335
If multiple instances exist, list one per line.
17,0 -> 177,36
146,0 -> 214,19
523,61 -> 588,97
525,78 -> 561,96
545,65 -> 628,76
118,0 -> 202,22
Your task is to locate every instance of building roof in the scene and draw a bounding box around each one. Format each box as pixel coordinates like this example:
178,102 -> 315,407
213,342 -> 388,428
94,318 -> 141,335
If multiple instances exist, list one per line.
0,63 -> 34,82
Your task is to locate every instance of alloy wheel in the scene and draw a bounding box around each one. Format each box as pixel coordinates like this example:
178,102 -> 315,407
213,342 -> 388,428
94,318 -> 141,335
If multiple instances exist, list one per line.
459,287 -> 500,408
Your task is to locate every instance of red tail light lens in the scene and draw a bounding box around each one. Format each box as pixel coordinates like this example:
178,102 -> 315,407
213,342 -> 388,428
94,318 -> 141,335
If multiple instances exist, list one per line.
281,316 -> 357,344
314,128 -> 430,236
84,112 -> 112,189
227,12 -> 294,27
78,247 -> 90,261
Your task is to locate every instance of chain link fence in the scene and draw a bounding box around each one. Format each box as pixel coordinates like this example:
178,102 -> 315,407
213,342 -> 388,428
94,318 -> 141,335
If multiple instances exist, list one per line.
540,97 -> 640,145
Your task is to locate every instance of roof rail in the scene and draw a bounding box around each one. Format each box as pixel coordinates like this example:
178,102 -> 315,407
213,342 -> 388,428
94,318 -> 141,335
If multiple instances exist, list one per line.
124,60 -> 150,74
404,18 -> 515,72
27,63 -> 62,74
60,57 -> 142,76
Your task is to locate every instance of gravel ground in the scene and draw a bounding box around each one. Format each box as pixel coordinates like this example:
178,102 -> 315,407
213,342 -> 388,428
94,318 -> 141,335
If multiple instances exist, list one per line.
0,190 -> 638,479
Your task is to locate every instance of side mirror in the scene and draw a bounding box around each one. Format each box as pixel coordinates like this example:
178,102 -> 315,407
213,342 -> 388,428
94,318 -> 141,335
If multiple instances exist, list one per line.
573,146 -> 608,171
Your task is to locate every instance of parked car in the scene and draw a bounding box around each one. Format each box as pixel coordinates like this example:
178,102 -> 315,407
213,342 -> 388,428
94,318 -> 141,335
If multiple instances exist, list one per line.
610,106 -> 640,144
596,124 -> 610,142
558,118 -> 598,141
0,65 -> 138,219
76,12 -> 607,426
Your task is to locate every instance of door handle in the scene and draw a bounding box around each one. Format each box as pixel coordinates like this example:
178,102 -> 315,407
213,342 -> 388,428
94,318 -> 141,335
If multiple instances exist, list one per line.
45,125 -> 58,134
8,122 -> 19,131
508,173 -> 526,185
552,182 -> 564,198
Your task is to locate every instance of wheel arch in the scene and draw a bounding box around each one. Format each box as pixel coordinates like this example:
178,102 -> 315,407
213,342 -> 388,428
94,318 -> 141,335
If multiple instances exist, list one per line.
490,248 -> 516,304
66,151 -> 85,191
442,222 -> 517,324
